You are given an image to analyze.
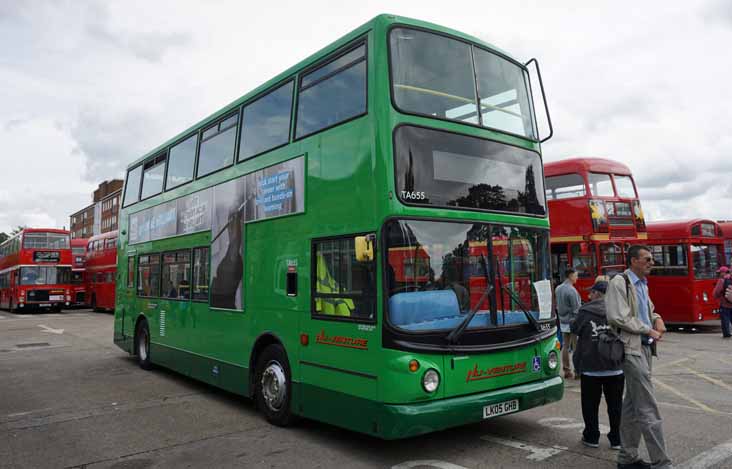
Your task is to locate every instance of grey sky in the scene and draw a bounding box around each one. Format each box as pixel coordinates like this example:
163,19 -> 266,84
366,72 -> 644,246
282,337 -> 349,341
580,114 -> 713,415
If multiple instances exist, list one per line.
1,0 -> 730,234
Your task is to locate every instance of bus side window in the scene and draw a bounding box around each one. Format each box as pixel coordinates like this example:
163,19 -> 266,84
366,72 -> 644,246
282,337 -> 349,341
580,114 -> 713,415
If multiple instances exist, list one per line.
127,256 -> 135,288
295,42 -> 367,139
312,236 -> 375,321
192,247 -> 210,302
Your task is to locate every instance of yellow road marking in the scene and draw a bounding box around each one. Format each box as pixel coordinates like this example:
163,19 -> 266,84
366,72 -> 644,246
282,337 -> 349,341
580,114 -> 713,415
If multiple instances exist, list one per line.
654,357 -> 692,369
653,377 -> 718,414
680,366 -> 732,392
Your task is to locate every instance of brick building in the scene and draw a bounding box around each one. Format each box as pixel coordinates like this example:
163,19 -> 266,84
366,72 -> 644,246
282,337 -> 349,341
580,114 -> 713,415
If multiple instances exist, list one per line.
70,179 -> 123,239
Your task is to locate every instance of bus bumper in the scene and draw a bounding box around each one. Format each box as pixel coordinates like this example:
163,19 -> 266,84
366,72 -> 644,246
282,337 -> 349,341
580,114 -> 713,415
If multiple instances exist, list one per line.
378,376 -> 563,439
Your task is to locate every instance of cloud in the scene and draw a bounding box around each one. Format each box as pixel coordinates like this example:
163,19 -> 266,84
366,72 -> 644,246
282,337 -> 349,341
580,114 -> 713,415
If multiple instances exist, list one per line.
68,108 -> 165,183
85,15 -> 192,63
702,0 -> 732,25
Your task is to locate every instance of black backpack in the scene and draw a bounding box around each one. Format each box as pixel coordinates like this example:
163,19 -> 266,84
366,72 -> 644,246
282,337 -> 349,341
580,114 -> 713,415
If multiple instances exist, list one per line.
597,328 -> 624,367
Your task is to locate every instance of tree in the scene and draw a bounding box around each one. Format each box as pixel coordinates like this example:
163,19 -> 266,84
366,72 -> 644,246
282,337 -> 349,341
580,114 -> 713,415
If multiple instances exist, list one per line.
10,225 -> 26,236
0,232 -> 7,244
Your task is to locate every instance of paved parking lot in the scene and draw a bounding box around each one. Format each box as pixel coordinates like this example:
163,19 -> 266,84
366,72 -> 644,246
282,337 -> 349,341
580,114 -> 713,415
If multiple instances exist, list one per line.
1,308 -> 732,469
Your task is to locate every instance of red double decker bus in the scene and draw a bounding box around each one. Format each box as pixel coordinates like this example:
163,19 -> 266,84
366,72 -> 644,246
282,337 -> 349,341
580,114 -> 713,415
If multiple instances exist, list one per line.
544,157 -> 647,293
71,237 -> 88,306
85,230 -> 117,312
0,228 -> 72,312
646,219 -> 725,325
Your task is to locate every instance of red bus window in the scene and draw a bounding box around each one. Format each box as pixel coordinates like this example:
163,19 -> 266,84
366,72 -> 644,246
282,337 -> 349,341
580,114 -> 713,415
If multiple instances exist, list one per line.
570,244 -> 595,278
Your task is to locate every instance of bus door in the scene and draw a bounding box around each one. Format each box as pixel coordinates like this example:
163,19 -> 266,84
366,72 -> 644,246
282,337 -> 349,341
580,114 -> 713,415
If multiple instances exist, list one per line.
136,253 -> 162,346
551,243 -> 568,283
299,235 -> 378,433
157,250 -> 192,373
120,254 -> 137,337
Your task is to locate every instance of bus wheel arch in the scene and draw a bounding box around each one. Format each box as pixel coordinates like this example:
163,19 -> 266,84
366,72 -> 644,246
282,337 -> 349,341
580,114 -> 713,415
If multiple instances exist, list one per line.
251,335 -> 296,427
133,315 -> 152,370
249,333 -> 283,396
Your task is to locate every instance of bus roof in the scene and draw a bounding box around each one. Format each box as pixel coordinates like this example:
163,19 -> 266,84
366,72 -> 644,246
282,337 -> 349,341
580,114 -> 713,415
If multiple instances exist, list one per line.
71,238 -> 88,247
125,14 -> 522,171
646,219 -> 721,240
717,221 -> 732,236
87,230 -> 119,244
20,228 -> 70,235
544,157 -> 633,177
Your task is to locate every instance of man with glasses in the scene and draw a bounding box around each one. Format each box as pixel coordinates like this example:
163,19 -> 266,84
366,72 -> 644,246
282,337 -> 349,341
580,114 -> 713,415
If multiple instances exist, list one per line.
606,245 -> 671,469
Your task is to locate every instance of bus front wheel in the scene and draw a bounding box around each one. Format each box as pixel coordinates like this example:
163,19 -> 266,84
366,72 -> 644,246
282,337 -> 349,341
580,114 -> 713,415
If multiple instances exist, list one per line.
135,320 -> 153,370
255,344 -> 295,427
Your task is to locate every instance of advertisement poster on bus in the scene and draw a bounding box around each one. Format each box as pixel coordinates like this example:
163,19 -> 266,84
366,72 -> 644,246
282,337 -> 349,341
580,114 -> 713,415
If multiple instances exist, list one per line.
128,156 -> 304,308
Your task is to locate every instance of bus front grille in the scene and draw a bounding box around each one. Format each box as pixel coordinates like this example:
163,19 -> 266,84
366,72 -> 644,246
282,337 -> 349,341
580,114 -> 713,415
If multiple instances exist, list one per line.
27,290 -> 50,301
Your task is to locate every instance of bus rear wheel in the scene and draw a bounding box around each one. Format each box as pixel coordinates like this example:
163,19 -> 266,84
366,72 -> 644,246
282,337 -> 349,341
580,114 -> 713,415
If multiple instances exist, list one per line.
135,320 -> 153,370
255,344 -> 295,427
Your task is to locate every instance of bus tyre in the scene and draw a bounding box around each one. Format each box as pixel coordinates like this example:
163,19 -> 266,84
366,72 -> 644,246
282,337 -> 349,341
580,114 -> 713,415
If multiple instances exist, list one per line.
135,320 -> 153,370
255,344 -> 295,427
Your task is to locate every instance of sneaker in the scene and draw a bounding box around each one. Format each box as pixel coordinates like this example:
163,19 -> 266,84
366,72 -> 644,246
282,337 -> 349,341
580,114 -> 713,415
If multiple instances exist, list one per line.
617,461 -> 651,469
610,442 -> 621,450
581,438 -> 599,448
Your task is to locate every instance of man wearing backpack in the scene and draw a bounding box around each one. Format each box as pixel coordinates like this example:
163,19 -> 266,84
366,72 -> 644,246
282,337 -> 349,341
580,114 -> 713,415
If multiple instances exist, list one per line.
571,280 -> 623,450
606,245 -> 671,469
712,266 -> 732,338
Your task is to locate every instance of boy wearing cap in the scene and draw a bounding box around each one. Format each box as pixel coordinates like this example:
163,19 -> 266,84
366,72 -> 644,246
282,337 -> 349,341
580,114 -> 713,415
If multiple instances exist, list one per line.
571,280 -> 623,450
713,266 -> 732,338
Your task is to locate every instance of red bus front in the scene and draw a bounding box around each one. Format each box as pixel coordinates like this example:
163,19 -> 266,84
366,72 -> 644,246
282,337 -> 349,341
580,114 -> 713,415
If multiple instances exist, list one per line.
647,219 -> 724,324
544,158 -> 647,296
71,238 -> 88,306
647,219 -> 724,325
85,230 -> 118,312
0,229 -> 72,312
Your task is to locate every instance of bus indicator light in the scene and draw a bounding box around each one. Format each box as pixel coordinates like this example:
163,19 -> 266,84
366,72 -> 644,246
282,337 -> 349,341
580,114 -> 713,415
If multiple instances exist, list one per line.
408,359 -> 419,372
300,333 -> 309,346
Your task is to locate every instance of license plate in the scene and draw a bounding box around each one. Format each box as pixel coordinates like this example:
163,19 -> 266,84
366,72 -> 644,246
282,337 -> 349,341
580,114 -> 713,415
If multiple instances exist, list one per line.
483,399 -> 519,419
50,295 -> 63,301
39,303 -> 51,307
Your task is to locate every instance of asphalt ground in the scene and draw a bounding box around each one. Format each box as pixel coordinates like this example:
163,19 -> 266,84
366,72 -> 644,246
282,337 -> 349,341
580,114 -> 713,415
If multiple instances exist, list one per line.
1,308 -> 731,469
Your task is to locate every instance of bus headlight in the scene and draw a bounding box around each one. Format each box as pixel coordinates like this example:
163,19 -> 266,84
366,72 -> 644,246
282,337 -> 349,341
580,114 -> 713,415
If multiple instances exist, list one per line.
422,369 -> 440,393
548,351 -> 558,370
703,292 -> 709,302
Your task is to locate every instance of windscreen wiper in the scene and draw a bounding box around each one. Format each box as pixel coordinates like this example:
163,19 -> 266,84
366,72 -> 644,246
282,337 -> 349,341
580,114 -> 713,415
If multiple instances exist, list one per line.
446,254 -> 493,345
498,283 -> 542,332
445,284 -> 493,345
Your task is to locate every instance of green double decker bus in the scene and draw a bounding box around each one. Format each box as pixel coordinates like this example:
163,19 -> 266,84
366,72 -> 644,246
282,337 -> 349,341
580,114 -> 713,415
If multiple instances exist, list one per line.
114,14 -> 562,439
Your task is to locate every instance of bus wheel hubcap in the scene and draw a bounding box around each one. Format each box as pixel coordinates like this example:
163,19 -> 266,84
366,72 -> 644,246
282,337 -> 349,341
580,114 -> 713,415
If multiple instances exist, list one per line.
261,362 -> 286,411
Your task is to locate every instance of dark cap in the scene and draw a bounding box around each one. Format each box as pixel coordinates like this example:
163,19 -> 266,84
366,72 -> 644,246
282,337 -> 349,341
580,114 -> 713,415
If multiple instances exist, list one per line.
588,281 -> 608,294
